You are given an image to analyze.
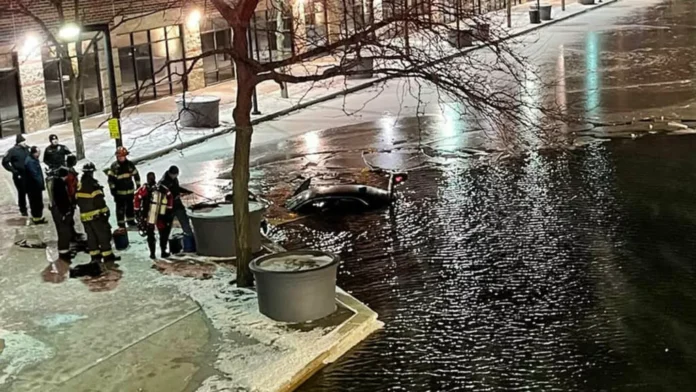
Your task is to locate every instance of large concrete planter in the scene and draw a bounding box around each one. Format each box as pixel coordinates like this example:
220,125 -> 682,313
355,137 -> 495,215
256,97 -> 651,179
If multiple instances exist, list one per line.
539,4 -> 552,20
176,95 -> 221,128
472,23 -> 490,41
446,29 -> 474,48
188,201 -> 265,257
344,58 -> 374,80
250,250 -> 340,322
579,0 -> 596,4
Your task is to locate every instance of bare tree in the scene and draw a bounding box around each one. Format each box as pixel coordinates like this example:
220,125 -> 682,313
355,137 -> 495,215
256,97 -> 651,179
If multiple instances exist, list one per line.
194,0 -> 559,287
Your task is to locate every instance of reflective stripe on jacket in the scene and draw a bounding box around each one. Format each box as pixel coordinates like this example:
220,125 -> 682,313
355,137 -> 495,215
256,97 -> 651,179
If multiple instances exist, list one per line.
107,160 -> 141,194
76,175 -> 110,222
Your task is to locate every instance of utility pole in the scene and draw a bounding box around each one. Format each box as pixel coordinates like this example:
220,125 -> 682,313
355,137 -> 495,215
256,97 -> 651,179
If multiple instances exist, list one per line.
507,0 -> 512,28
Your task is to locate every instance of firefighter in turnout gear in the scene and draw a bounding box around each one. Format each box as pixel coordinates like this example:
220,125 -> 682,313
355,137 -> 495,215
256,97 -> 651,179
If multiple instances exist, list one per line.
50,167 -> 75,262
134,172 -> 174,259
77,162 -> 120,263
107,147 -> 140,228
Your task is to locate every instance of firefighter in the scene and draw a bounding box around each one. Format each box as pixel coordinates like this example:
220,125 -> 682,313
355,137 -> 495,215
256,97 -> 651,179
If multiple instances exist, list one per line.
43,134 -> 72,171
2,134 -> 30,216
77,162 -> 120,263
49,167 -> 75,262
160,165 -> 193,236
24,146 -> 47,224
107,147 -> 140,228
134,172 -> 174,259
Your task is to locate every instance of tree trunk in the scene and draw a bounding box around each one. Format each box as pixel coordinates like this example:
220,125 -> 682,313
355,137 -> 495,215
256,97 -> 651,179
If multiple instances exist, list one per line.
232,28 -> 256,288
68,74 -> 85,160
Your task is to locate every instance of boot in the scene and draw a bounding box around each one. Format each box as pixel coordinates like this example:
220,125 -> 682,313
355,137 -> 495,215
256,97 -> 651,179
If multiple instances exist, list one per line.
90,255 -> 102,264
161,250 -> 170,259
149,253 -> 156,260
32,217 -> 48,225
58,252 -> 72,264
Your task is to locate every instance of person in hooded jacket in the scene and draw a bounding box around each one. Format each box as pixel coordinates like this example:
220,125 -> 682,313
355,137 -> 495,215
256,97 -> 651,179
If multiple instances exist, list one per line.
2,134 -> 30,216
24,146 -> 47,224
43,134 -> 72,171
159,165 -> 193,236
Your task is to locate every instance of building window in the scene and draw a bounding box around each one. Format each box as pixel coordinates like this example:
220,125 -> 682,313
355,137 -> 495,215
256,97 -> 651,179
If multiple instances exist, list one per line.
341,0 -> 367,37
0,53 -> 23,138
117,25 -> 185,107
42,38 -> 104,126
305,0 -> 329,48
200,18 -> 235,86
250,1 -> 295,63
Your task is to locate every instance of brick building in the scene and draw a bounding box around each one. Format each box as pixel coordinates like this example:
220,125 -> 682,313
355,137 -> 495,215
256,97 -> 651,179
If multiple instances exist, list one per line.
0,0 -> 509,140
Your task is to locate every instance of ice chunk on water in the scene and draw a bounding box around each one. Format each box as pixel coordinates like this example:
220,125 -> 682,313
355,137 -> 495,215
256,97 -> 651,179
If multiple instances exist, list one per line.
259,254 -> 334,272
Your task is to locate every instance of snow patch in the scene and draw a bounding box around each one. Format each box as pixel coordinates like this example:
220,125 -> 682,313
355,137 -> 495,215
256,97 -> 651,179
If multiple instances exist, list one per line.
141,266 -> 341,392
36,314 -> 88,328
0,329 -> 55,386
257,254 -> 334,272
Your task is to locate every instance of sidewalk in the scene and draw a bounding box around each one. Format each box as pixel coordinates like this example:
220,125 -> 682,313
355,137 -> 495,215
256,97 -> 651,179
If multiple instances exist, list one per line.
0,0 -> 616,169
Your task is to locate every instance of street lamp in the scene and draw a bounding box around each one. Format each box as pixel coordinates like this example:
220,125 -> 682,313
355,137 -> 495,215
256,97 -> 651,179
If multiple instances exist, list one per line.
58,23 -> 81,41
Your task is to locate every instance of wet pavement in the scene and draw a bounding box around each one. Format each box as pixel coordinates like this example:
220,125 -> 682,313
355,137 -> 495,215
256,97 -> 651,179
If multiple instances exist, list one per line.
4,0 -> 696,390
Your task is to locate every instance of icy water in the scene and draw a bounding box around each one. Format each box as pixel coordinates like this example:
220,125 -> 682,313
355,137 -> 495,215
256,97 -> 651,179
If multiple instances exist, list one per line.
280,135 -> 696,392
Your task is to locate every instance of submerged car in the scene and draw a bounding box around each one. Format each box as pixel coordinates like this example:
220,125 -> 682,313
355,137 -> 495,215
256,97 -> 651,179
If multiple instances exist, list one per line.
285,172 -> 407,214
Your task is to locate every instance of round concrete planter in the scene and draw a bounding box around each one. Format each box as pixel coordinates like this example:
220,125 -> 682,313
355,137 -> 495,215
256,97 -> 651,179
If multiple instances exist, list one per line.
344,57 -> 374,80
447,29 -> 474,48
176,95 -> 221,128
250,250 -> 340,322
579,0 -> 596,4
539,4 -> 552,20
188,201 -> 265,257
529,9 -> 541,24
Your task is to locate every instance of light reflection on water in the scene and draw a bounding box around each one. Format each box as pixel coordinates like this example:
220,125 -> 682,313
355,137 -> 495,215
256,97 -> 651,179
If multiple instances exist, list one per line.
273,137 -> 696,392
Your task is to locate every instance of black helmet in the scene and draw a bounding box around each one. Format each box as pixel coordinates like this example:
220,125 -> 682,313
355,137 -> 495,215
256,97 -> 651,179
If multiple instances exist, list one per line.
66,154 -> 77,168
82,162 -> 96,173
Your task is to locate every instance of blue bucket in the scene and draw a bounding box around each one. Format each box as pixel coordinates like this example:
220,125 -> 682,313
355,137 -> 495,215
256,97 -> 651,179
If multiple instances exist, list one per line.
113,229 -> 129,250
183,234 -> 196,253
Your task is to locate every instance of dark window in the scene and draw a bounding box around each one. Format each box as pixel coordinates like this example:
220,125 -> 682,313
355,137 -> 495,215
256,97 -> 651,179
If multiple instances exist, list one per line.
305,0 -> 329,48
200,18 -> 235,86
42,37 -> 104,126
250,3 -> 294,64
116,25 -> 185,107
0,53 -> 24,139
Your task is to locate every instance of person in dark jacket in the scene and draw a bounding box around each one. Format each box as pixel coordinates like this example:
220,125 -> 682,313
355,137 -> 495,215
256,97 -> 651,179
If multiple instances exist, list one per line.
160,165 -> 193,236
77,162 -> 120,263
24,146 -> 47,224
43,134 -> 72,171
2,134 -> 30,216
134,172 -> 174,259
50,167 -> 75,262
107,146 -> 140,228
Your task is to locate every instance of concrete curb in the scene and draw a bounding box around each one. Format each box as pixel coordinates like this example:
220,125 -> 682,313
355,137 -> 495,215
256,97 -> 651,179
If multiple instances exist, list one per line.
130,0 -> 619,165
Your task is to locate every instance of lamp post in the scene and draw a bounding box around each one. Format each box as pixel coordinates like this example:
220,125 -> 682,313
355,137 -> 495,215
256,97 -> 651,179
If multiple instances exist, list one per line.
59,22 -> 122,148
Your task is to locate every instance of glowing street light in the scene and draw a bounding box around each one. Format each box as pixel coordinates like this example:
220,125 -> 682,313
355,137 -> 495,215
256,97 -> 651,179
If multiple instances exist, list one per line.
187,9 -> 202,28
58,22 -> 81,41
